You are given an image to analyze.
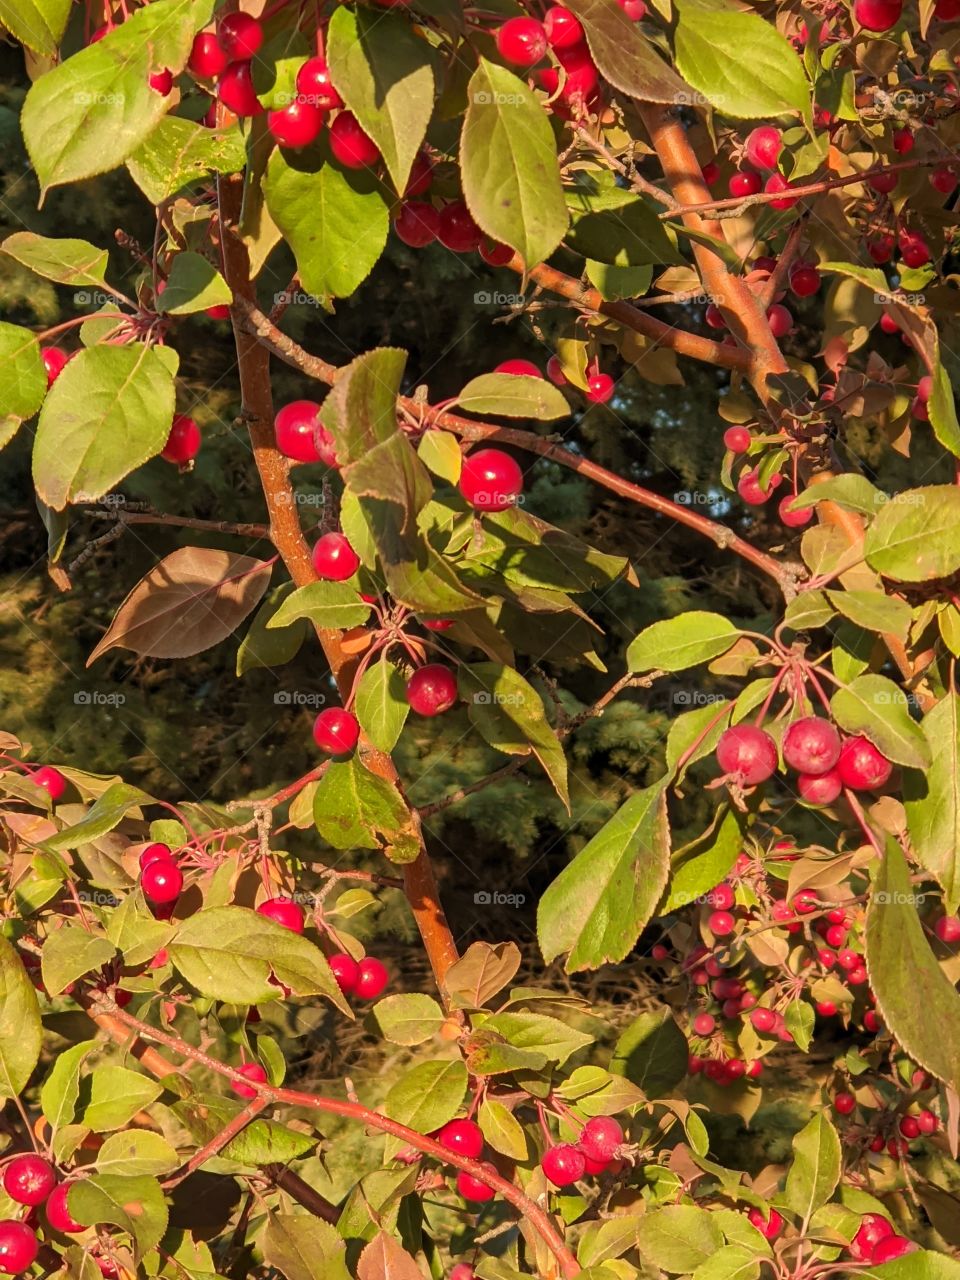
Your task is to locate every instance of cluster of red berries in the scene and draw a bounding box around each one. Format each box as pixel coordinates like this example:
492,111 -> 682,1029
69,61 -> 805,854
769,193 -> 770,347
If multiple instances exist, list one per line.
848,1213 -> 916,1263
0,1154 -> 85,1275
138,841 -> 183,915
715,717 -> 892,801
540,1116 -> 625,1186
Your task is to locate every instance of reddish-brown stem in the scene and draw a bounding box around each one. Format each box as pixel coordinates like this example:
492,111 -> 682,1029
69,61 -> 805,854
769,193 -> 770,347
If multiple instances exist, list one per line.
166,1096 -> 270,1186
80,507 -> 272,540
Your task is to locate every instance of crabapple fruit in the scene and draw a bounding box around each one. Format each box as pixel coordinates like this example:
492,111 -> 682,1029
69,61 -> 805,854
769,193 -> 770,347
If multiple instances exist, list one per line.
782,716 -> 842,775
577,1116 -> 623,1162
257,898 -> 305,934
275,400 -> 323,463
231,1062 -> 268,1098
33,766 -> 66,801
0,1222 -> 38,1275
541,1143 -> 585,1186
45,1183 -> 83,1234
406,664 -> 458,716
312,532 -> 360,581
458,448 -> 523,511
328,953 -> 360,995
355,956 -> 389,1000
438,1118 -> 484,1159
836,735 -> 892,790
329,112 -> 381,169
715,724 -> 778,786
312,708 -> 360,755
161,414 -> 201,463
2,1154 -> 56,1207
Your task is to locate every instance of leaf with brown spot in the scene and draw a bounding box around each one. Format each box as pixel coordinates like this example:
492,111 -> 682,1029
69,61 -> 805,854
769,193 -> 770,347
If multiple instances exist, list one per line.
357,1230 -> 425,1280
87,547 -> 273,665
444,941 -> 521,1009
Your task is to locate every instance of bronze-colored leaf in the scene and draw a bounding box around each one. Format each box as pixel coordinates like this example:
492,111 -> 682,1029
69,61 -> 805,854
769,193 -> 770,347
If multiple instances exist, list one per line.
444,941 -> 521,1009
357,1231 -> 424,1280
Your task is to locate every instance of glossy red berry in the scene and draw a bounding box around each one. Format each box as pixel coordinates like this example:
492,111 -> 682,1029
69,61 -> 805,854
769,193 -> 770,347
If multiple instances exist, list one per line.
917,375 -> 933,403
723,426 -> 751,454
355,956 -> 389,1000
716,724 -> 778,786
141,861 -> 183,905
2,1155 -> 56,1207
496,16 -> 548,66
934,914 -> 960,943
0,1221 -> 39,1275
257,897 -> 305,934
544,5 -> 584,47
872,1237 -> 915,1263
33,765 -> 66,801
747,1208 -> 784,1240
538,43 -> 600,113
161,414 -> 201,463
231,1062 -> 268,1099
394,202 -> 440,248
779,493 -> 813,528
836,735 -> 892,790
546,356 -> 567,387
328,952 -> 360,995
205,305 -> 230,320
586,372 -> 615,403
495,359 -> 542,378
737,467 -> 780,505
893,127 -> 914,154
312,532 -> 360,581
708,910 -> 735,936
729,170 -> 762,198
751,1008 -> 777,1032
457,1163 -> 497,1202
879,311 -> 900,335
764,173 -> 796,210
577,1116 -> 623,1162
44,1183 -> 83,1234
867,233 -> 895,264
744,126 -> 782,171
918,1109 -> 939,1134
449,1265 -> 476,1280
218,61 -> 263,117
437,201 -> 482,253
438,1118 -> 484,1159
329,112 -> 381,169
783,716 -> 842,775
275,400 -> 323,463
218,12 -> 262,60
541,1143 -> 585,1186
767,303 -> 793,337
706,882 -> 734,910
618,0 -> 647,15
478,238 -> 514,266
139,842 -> 174,870
189,31 -> 228,78
790,264 -> 821,297
268,99 -> 325,149
834,1091 -> 856,1115
313,708 -> 360,755
296,57 -> 343,110
854,0 -> 902,29
930,163 -> 958,194
459,448 -> 523,512
899,1114 -> 920,1139
41,346 -> 69,386
406,664 -> 459,716
692,1012 -> 716,1035
422,618 -> 454,631
898,230 -> 931,268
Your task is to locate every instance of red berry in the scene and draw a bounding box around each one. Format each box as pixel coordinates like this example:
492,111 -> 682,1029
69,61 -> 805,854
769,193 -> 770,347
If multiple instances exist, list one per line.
394,202 -> 440,248
313,420 -> 339,469
449,1266 -> 476,1280
33,765 -> 66,801
764,173 -> 797,210
422,618 -> 454,631
149,68 -> 174,95
459,448 -> 523,512
867,233 -> 895,264
496,16 -> 548,66
218,14 -> 262,61
767,303 -> 793,337
457,1163 -> 497,1202
189,31 -> 228,78
478,238 -> 514,266
231,1062 -> 268,1099
0,1222 -> 38,1275
744,126 -> 782,171
586,372 -> 615,403
495,359 -> 542,378
44,1183 -> 83,1234
816,1000 -> 838,1017
834,1091 -> 856,1115
692,1012 -> 716,1035
898,230 -> 930,268
893,127 -> 914,154
779,493 -> 813,528
783,716 -> 842,775
436,200 -> 483,253
161,414 -> 201,463
917,1109 -> 938,1134
313,708 -> 360,755
40,346 -> 69,387
329,112 -> 381,169
218,62 -> 263,117
899,1114 -> 920,1139
328,952 -> 360,995
257,897 -> 305,934
863,1009 -> 881,1032
851,1214 -> 893,1259
716,724 -> 778,786
312,532 -> 360,581
438,1118 -> 484,1159
355,956 -> 389,1000
139,842 -> 174,870
724,426 -> 751,453
854,0 -> 902,29
729,170 -> 762,198
546,355 -> 567,386
708,910 -> 735,936
825,924 -> 847,948
544,5 -> 584,47
706,882 -> 735,910
747,1208 -> 784,1239
141,861 -> 183,906
751,1008 -> 777,1032
868,167 -> 898,194
790,265 -> 821,297
205,305 -> 230,320
268,99 -> 325,149
737,467 -> 780,505
836,736 -> 892,790
705,302 -> 726,329
406,664 -> 458,716
617,0 -> 647,15
934,914 -> 960,943
577,1116 -> 623,1162
541,1143 -> 585,1186
930,163 -> 958,194
404,152 -> 434,197
275,400 -> 323,463
2,1155 -> 55,1207
872,1237 -> 915,1263
917,375 -> 933,403
296,57 -> 343,111
702,159 -> 720,185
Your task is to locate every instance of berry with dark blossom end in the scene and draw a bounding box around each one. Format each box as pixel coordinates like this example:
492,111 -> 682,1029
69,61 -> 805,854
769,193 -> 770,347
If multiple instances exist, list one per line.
0,1221 -> 38,1275
257,897 -> 305,934
798,767 -> 843,805
312,532 -> 360,581
834,1091 -> 856,1115
496,16 -> 548,65
586,372 -> 615,403
577,1116 -> 623,1162
329,112 -> 381,169
268,98 -> 325,149
218,62 -> 264,117
544,5 -> 584,47
438,1118 -> 484,1159
355,956 -> 389,1000
437,201 -> 483,253
406,664 -> 459,716
692,1012 -> 716,1035
296,57 -> 343,110
854,0 -> 902,28
41,346 -> 69,386
45,1183 -> 83,1234
189,31 -> 228,78
459,448 -> 523,512
2,1154 -> 56,1207
783,716 -> 842,775
457,1163 -> 497,1202
934,914 -> 960,943
161,414 -> 201,463
141,861 -> 183,906
541,1143 -> 585,1186
328,952 -> 360,995
836,735 -> 892,790
747,1208 -> 784,1240
218,12 -> 262,60
496,359 -> 542,378
231,1062 -> 268,1099
729,170 -> 761,198
139,842 -> 174,870
394,202 -> 440,248
313,708 -> 360,755
724,426 -> 751,453
715,724 -> 778,786
744,126 -> 782,171
33,765 -> 66,801
275,400 -> 323,463
779,493 -> 813,528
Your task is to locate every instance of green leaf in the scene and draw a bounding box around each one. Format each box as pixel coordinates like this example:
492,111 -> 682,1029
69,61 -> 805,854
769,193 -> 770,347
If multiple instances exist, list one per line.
567,180 -> 681,268
903,693 -> 960,913
610,1006 -> 688,1096
628,611 -> 740,673
81,1065 -> 163,1132
538,781 -> 671,972
367,993 -> 444,1046
106,895 -> 176,967
326,6 -> 435,194
784,1113 -> 841,1220
67,1174 -> 168,1257
382,1059 -> 467,1158
452,373 -> 569,421
663,808 -> 741,912
263,149 -> 389,304
865,842 -> 960,1094
169,906 -> 351,1011
564,0 -> 692,101
43,782 -> 150,851
0,321 -> 46,423
829,674 -> 931,769
262,1214 -> 351,1280
673,0 -> 810,119
459,663 -> 569,808
126,117 -> 247,203
33,344 -> 175,511
41,1040 -> 95,1133
481,1010 -> 593,1064
461,59 -> 568,268
585,260 -> 653,300
0,0 -> 71,55
826,589 -> 912,641
237,583 -> 308,676
928,362 -> 960,459
478,1096 -> 528,1160
0,936 -> 42,1099
41,926 -> 115,996
637,1206 -> 725,1273
354,660 -> 409,753
788,473 -> 885,516
21,0 -> 213,192
157,252 -> 231,315
863,1253 -> 960,1280
267,581 -> 370,630
174,1093 -> 316,1166
417,429 -> 462,483
313,758 -> 420,864
1,232 -> 109,289
863,485 -> 960,583
95,1130 -> 179,1177
692,1246 -> 762,1280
